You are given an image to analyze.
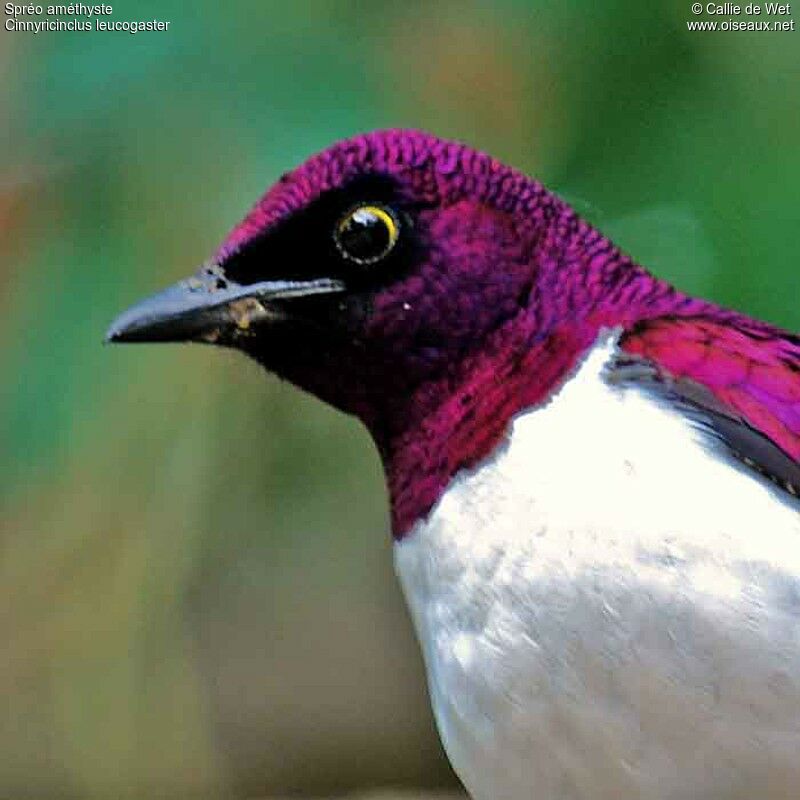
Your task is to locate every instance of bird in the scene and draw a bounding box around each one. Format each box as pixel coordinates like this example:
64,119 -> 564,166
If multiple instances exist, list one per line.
107,130 -> 800,800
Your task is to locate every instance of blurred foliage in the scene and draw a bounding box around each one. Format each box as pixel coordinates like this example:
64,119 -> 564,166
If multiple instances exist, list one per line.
1,1 -> 798,797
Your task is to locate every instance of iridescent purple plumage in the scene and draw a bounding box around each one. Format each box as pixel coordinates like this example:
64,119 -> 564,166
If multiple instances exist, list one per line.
215,130 -> 800,535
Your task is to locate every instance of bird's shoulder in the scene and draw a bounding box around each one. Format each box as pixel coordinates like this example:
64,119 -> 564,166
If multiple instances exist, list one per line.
610,314 -> 800,498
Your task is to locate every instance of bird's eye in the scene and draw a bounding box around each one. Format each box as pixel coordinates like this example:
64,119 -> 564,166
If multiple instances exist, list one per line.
334,204 -> 400,266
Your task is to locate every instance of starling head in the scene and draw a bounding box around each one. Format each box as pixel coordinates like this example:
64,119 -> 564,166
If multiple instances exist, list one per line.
107,130 -> 695,532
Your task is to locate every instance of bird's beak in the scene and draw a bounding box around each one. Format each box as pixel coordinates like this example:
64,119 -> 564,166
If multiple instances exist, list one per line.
105,263 -> 345,344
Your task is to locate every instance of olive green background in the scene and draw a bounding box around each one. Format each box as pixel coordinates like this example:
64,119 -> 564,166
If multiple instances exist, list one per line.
2,1 -> 798,797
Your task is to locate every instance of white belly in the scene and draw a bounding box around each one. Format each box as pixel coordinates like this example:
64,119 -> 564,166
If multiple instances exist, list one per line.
394,335 -> 800,800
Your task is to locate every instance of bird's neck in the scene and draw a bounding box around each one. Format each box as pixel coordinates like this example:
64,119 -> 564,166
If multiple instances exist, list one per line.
378,318 -> 602,538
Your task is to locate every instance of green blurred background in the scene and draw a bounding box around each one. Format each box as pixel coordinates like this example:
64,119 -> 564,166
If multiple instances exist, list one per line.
2,1 -> 798,797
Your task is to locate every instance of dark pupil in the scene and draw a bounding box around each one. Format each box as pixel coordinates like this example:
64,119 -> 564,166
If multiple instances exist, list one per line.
339,210 -> 391,262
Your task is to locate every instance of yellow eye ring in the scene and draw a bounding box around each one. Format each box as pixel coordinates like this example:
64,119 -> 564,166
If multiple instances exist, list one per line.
334,204 -> 400,265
